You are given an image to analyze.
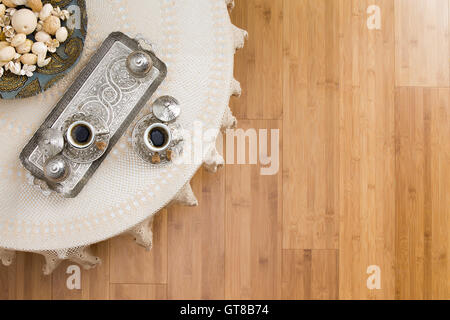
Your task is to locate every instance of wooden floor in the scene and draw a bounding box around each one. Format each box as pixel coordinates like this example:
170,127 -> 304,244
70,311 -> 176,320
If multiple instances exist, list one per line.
1,0 -> 449,300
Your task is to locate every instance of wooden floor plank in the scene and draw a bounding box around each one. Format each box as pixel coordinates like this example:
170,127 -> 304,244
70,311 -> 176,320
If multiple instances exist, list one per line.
110,284 -> 167,300
110,210 -> 167,285
230,0 -> 283,120
395,88 -> 450,299
2,0 -> 450,301
430,92 -> 450,299
14,253 -> 52,300
52,241 -> 110,300
395,0 -> 450,87
338,0 -> 396,300
282,0 -> 339,250
225,120 -> 282,299
282,250 -> 338,300
0,260 -> 16,300
167,169 -> 225,300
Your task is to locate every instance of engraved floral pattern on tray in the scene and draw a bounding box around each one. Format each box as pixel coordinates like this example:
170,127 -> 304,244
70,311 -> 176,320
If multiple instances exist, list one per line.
27,41 -> 160,192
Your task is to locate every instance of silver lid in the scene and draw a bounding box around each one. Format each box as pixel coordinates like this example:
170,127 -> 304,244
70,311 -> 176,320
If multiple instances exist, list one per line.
126,51 -> 153,78
152,96 -> 181,122
38,128 -> 64,157
44,155 -> 71,183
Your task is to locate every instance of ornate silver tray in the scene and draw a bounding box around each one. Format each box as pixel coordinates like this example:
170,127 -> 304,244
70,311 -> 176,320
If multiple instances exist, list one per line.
20,32 -> 167,197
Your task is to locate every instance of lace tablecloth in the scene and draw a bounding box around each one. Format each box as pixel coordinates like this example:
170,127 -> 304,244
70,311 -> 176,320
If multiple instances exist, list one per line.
0,0 -> 246,273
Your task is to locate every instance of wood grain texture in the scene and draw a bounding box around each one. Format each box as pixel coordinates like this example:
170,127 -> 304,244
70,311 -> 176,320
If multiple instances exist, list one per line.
167,169 -> 225,300
225,120 -> 282,299
0,253 -> 53,300
14,253 -> 52,300
338,0 -> 396,300
110,284 -> 167,300
395,88 -> 450,300
231,0 -> 283,120
282,0 -> 339,250
1,0 -> 450,301
52,241 -> 110,300
395,0 -> 450,87
0,261 -> 16,300
110,210 -> 167,284
282,250 -> 338,300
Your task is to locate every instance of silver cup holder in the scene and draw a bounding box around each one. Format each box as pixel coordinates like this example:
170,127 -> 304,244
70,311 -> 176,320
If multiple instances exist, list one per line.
132,96 -> 184,165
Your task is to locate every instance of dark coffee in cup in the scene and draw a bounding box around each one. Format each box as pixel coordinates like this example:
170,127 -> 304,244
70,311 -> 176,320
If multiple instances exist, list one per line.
72,124 -> 92,146
149,127 -> 167,147
67,121 -> 96,149
144,123 -> 172,152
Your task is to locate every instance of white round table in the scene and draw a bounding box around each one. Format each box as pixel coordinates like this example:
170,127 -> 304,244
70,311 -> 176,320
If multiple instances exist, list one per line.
0,0 -> 246,274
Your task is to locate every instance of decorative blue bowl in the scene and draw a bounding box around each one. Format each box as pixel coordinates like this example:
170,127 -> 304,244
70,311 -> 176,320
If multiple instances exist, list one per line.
0,0 -> 87,99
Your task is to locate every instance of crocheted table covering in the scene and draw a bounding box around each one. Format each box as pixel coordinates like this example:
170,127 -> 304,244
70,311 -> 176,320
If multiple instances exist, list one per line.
0,0 -> 246,274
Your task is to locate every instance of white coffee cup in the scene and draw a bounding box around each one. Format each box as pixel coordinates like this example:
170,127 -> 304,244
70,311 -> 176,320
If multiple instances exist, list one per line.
144,123 -> 172,153
66,120 -> 96,149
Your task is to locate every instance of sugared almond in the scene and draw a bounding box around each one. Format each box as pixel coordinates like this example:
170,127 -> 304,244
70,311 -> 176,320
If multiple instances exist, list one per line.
2,0 -> 17,8
55,27 -> 68,42
0,46 -> 16,62
20,53 -> 37,65
35,30 -> 51,43
27,0 -> 43,12
39,3 -> 53,20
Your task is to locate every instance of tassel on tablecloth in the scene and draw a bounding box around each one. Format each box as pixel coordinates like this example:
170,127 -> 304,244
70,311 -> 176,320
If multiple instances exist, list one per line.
0,0 -> 247,275
0,248 -> 15,266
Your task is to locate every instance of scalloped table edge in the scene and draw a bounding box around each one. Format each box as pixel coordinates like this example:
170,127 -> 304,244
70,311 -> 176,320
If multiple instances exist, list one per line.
0,0 -> 247,275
